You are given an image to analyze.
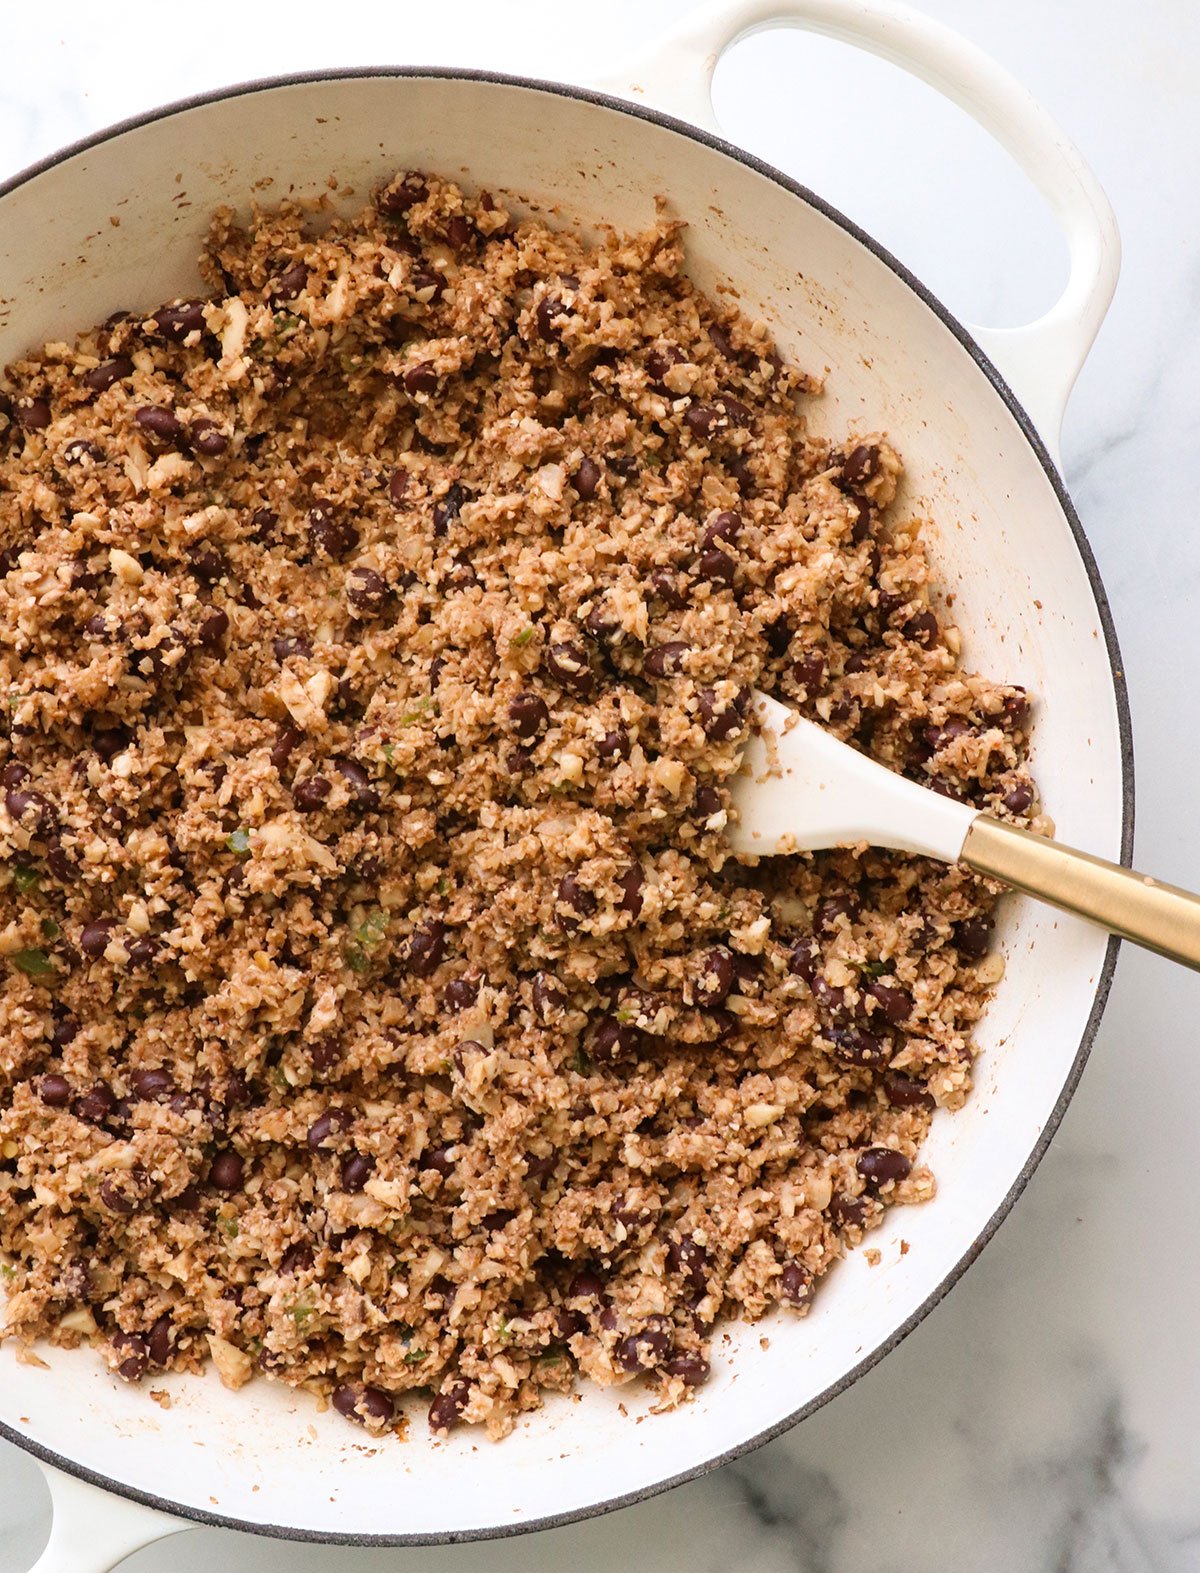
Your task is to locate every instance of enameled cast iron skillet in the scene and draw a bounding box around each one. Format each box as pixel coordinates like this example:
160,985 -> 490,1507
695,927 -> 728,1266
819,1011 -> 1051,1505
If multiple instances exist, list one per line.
0,1 -> 1128,1563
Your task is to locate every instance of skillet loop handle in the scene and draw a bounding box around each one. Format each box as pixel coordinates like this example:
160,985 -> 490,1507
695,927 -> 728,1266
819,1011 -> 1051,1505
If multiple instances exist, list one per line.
597,0 -> 1120,458
29,1466 -> 187,1573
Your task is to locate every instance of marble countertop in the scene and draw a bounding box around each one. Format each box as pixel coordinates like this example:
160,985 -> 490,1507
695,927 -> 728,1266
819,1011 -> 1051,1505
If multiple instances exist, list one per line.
2,0 -> 1198,1567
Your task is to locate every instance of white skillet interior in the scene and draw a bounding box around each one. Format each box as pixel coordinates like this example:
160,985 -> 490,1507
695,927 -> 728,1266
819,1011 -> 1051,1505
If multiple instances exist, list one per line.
0,74 -> 1124,1541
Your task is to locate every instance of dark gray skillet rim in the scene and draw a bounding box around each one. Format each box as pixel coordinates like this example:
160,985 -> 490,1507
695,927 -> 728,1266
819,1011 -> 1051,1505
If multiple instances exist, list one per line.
0,64 -> 1133,1552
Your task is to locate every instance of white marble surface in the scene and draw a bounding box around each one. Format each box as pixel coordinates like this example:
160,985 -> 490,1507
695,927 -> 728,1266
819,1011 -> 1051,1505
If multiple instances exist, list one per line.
2,0 -> 1199,1567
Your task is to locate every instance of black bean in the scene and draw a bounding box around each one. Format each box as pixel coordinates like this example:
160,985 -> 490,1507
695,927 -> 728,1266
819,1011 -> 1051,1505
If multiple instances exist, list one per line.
598,728 -> 631,761
39,1074 -> 72,1108
697,687 -> 745,741
403,361 -> 438,395
663,1351 -> 710,1386
955,918 -> 992,960
779,1261 -> 814,1307
683,403 -> 719,438
827,1192 -> 868,1229
886,1075 -> 936,1110
816,894 -> 859,934
150,299 -> 206,341
617,866 -> 644,919
643,641 -> 689,678
508,692 -> 549,740
1,762 -> 28,789
273,633 -> 313,662
380,172 -> 428,214
696,547 -> 735,586
388,469 -> 410,507
1002,689 -> 1031,728
49,1019 -> 78,1057
270,724 -> 302,770
18,396 -> 51,431
813,984 -> 849,1036
80,918 -> 116,959
826,1025 -> 888,1066
6,787 -> 53,832
790,937 -> 820,985
428,1380 -> 470,1432
583,603 -> 620,645
333,1382 -> 394,1425
532,972 -> 566,1020
793,649 -> 826,694
692,784 -> 721,821
131,1068 -> 173,1100
616,1321 -> 671,1372
555,1306 -> 585,1339
569,1268 -> 605,1301
866,980 -> 911,1025
715,393 -> 752,426
340,1152 -> 374,1191
535,294 -> 571,342
197,608 -> 229,650
542,643 -> 594,698
649,567 -> 687,609
99,1177 -> 134,1215
189,544 -> 226,584
433,484 -> 469,535
857,1146 -> 911,1186
293,776 -> 331,813
593,1015 -> 641,1063
307,1109 -> 349,1151
444,213 -> 476,250
190,419 -> 229,456
556,873 -> 596,932
573,456 -> 601,499
308,505 -> 358,558
695,947 -> 735,1006
406,921 -> 447,977
667,1234 -> 708,1293
646,343 -> 686,390
113,1332 -> 148,1382
840,443 -> 880,488
209,1151 -> 244,1192
147,1314 -> 174,1367
847,492 -> 872,543
62,438 -> 103,465
75,1081 -> 115,1124
249,508 -> 278,543
134,405 -> 184,443
280,1242 -> 313,1274
333,757 -> 381,811
419,1143 -> 455,1177
271,261 -> 308,301
702,511 -> 742,549
45,839 -> 72,882
82,356 -> 133,394
1003,782 -> 1034,814
905,610 -> 939,647
346,565 -> 387,614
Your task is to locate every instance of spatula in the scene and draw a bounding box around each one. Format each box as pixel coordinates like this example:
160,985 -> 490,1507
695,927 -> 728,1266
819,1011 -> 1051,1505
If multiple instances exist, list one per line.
727,691 -> 1200,970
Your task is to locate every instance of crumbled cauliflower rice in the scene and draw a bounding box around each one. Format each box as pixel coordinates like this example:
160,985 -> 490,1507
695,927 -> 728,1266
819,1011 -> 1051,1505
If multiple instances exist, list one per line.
0,171 -> 1037,1439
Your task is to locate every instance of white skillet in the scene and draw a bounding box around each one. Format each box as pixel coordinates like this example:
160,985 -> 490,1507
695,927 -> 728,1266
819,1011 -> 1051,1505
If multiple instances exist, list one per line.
0,0 -> 1128,1563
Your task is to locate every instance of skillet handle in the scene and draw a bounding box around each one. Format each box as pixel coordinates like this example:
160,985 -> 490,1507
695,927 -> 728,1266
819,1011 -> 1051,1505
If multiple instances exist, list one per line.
595,0 -> 1120,458
29,1466 -> 187,1573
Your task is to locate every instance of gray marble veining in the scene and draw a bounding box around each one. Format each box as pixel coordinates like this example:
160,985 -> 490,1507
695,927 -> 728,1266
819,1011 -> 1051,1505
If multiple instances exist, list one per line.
2,0 -> 1198,1568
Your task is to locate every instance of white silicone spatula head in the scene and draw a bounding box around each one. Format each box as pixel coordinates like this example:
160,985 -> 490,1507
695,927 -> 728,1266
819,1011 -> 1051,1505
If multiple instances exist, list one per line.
726,690 -> 980,863
726,691 -> 1200,974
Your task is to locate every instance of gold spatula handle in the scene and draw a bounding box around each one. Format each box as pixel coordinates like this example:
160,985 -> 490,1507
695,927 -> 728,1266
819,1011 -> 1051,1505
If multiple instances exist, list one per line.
962,816 -> 1200,970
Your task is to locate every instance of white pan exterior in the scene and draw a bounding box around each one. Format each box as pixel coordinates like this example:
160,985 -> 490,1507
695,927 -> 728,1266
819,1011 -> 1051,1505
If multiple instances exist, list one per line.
0,60 -> 1129,1551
